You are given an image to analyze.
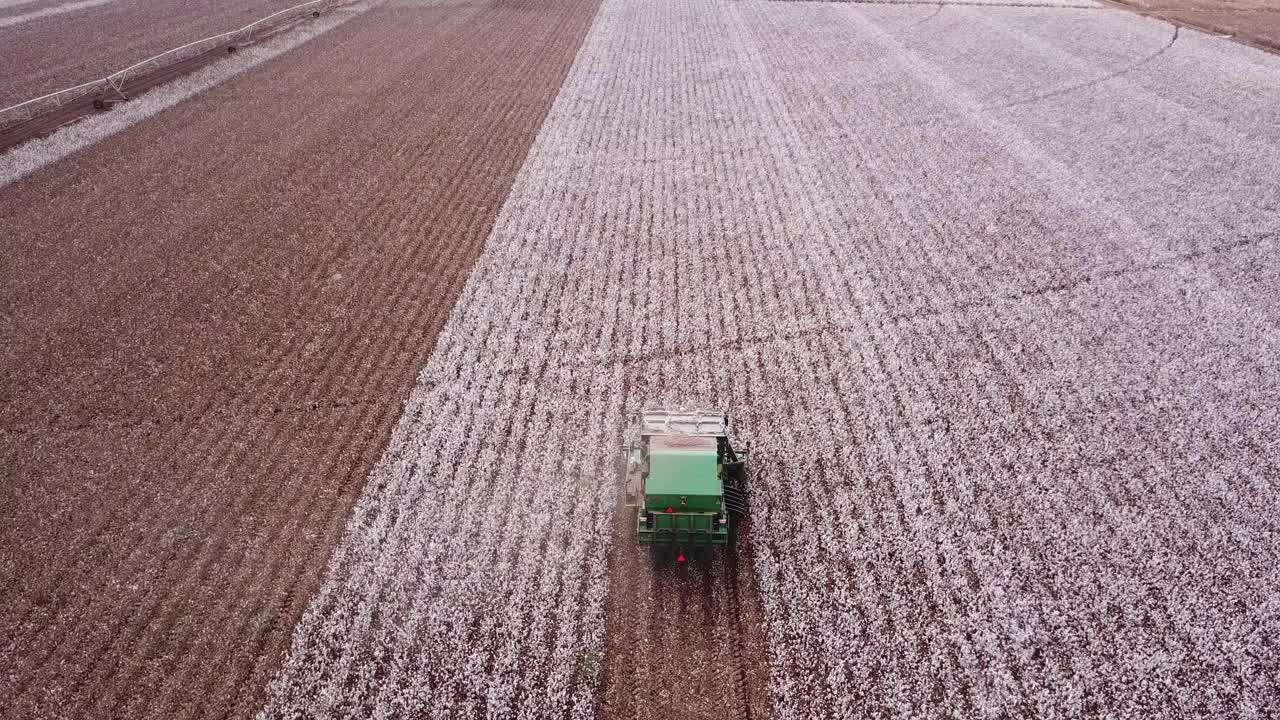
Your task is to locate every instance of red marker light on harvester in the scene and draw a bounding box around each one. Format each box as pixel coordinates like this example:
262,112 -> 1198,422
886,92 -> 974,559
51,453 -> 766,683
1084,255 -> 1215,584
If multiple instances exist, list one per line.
665,507 -> 674,513
677,553 -> 686,563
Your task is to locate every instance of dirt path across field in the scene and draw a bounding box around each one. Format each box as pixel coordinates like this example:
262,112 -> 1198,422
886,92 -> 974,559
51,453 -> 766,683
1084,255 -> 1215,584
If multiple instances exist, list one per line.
0,0 -> 600,717
1107,0 -> 1280,52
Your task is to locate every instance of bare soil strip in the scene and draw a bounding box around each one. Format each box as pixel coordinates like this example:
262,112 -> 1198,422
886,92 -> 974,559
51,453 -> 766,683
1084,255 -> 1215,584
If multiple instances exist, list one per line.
0,7 -> 334,155
0,43 -> 242,152
597,518 -> 774,719
0,0 -> 116,29
0,0 -> 304,107
0,3 -> 370,187
1106,0 -> 1280,53
0,0 -> 599,718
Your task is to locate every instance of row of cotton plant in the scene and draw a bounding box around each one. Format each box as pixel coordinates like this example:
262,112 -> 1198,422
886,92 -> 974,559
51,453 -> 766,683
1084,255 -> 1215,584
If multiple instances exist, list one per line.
259,0 -> 1280,717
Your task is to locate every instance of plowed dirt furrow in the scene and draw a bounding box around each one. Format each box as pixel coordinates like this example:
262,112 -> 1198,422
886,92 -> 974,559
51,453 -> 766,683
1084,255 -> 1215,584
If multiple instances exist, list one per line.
113,412 -> 364,717
0,0 -> 602,717
1107,0 -> 1280,55
0,0 -> 300,107
5,0 -> 489,655
596,509 -> 772,719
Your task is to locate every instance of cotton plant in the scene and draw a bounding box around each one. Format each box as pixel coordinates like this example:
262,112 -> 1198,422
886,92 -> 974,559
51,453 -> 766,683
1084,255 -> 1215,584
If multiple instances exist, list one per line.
261,0 -> 1280,717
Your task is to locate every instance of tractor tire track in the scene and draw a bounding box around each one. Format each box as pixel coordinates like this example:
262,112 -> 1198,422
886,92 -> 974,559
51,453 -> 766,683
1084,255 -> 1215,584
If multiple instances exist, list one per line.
984,25 -> 1179,110
596,500 -> 773,720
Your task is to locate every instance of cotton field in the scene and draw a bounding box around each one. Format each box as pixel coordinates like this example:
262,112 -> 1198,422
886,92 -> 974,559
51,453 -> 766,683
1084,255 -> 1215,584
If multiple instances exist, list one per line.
256,0 -> 1280,718
4,0 -> 1279,718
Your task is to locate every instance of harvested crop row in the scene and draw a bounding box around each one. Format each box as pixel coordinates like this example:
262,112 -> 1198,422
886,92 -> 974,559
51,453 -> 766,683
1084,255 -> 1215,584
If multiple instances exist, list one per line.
596,516 -> 775,720
0,0 -> 600,718
0,0 -> 305,106
1,2 -> 370,181
0,0 -> 116,30
1106,0 -> 1280,54
262,0 -> 1280,717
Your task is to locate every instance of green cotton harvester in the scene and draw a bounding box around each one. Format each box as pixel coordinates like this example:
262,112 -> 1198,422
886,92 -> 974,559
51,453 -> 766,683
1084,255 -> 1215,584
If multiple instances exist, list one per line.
623,409 -> 749,558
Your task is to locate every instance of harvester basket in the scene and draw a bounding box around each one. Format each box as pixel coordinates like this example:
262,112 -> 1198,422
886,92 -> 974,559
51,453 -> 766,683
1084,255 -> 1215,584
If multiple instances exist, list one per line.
722,446 -> 750,516
621,441 -> 647,508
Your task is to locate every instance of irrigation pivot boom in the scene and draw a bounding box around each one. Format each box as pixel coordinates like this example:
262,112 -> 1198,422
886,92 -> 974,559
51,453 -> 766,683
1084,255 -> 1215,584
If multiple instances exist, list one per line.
623,408 -> 749,551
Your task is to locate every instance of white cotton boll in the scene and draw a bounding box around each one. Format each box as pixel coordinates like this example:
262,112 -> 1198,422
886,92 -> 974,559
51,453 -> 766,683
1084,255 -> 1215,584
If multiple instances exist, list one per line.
256,0 -> 1280,717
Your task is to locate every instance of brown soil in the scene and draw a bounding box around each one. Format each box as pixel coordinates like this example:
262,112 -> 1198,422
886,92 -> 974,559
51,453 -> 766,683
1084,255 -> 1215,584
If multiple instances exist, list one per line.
0,0 -> 303,108
1107,0 -> 1280,53
0,12 -> 314,153
0,0 -> 600,717
597,507 -> 776,720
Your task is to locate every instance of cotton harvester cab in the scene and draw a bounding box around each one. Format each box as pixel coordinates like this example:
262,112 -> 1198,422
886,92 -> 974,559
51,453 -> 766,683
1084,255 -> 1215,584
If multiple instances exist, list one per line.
623,408 -> 748,550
